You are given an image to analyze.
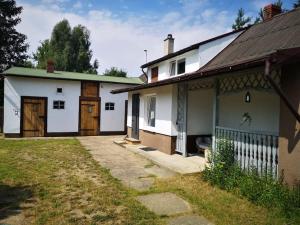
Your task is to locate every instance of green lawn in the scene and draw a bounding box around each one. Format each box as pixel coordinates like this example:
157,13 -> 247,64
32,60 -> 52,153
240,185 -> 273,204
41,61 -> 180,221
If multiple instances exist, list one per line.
0,139 -> 297,225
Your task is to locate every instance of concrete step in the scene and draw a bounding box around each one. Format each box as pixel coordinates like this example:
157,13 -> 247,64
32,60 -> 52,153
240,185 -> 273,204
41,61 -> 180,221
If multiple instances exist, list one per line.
125,137 -> 141,145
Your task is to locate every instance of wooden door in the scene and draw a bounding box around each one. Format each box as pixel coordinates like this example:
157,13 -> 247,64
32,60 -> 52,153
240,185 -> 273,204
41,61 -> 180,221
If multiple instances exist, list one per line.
131,94 -> 140,139
80,99 -> 100,136
22,97 -> 47,137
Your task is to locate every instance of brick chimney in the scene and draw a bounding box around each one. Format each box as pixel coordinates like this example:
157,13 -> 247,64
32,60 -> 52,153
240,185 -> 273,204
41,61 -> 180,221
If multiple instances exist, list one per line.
164,34 -> 174,55
263,4 -> 282,20
46,59 -> 54,73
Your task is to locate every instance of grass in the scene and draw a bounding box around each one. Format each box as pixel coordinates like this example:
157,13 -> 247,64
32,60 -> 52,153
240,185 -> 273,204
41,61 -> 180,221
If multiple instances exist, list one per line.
0,138 -> 298,225
0,139 -> 163,225
148,174 -> 300,225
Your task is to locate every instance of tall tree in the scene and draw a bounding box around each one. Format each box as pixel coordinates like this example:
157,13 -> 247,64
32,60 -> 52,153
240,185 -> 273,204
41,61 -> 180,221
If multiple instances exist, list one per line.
294,0 -> 300,8
33,19 -> 98,74
232,8 -> 251,30
0,0 -> 28,72
0,0 -> 28,107
103,67 -> 127,77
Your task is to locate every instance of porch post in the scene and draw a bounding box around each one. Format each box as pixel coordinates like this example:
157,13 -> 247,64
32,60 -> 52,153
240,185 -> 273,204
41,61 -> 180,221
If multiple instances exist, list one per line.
212,79 -> 219,153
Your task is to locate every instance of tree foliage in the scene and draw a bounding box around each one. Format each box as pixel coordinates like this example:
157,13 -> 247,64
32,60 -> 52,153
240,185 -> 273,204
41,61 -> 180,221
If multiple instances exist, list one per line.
232,8 -> 251,30
103,67 -> 127,77
33,19 -> 98,74
0,0 -> 28,72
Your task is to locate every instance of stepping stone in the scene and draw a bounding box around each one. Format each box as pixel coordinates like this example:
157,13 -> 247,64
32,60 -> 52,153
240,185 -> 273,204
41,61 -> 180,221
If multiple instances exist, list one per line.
136,192 -> 191,216
167,215 -> 214,225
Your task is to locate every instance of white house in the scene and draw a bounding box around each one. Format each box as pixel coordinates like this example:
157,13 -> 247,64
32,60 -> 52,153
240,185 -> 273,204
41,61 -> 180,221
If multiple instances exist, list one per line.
2,66 -> 142,137
112,5 -> 300,187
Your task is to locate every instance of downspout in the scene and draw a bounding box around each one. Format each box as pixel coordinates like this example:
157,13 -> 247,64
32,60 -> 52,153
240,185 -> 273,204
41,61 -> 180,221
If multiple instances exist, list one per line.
264,59 -> 300,123
141,67 -> 148,83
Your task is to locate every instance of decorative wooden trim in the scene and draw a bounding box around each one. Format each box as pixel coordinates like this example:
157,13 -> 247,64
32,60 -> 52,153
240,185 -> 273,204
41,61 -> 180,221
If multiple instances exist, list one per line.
4,133 -> 21,138
20,96 -> 48,137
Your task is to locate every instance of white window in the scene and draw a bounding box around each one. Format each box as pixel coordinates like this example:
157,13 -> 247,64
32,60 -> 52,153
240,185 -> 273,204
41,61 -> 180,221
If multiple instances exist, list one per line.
169,61 -> 176,76
177,58 -> 186,74
146,96 -> 156,127
105,102 -> 115,110
53,100 -> 65,109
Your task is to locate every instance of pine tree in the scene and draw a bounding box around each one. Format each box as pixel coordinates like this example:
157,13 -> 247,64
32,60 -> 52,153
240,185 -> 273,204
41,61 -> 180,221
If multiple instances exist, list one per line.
103,67 -> 127,77
0,0 -> 28,72
232,8 -> 251,30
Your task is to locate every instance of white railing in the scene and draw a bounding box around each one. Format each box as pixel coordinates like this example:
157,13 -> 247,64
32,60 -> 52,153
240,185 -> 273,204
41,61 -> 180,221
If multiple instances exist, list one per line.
215,126 -> 279,178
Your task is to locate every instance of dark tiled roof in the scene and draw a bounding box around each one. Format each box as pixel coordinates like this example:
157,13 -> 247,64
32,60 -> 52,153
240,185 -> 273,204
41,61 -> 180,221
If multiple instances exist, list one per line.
199,8 -> 300,72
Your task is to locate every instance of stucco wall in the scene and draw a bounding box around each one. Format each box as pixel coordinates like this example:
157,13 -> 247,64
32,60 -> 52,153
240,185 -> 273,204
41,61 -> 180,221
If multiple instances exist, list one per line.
99,83 -> 129,132
218,90 -> 280,133
4,76 -> 81,134
187,89 -> 213,135
146,31 -> 242,82
278,63 -> 300,186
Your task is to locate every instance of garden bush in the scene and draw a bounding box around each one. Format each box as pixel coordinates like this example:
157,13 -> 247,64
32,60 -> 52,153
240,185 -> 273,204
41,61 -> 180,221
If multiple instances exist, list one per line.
203,139 -> 300,218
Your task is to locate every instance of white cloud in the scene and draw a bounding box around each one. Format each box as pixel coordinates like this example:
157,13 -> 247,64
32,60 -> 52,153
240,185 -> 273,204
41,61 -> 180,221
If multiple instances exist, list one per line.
73,1 -> 82,9
17,1 -> 233,76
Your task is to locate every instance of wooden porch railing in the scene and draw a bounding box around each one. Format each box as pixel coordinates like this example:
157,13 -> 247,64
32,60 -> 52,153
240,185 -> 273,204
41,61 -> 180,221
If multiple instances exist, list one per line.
215,126 -> 279,178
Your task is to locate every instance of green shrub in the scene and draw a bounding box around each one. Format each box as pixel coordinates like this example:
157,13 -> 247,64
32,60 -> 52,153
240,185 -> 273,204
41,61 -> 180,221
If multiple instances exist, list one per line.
203,138 -> 300,218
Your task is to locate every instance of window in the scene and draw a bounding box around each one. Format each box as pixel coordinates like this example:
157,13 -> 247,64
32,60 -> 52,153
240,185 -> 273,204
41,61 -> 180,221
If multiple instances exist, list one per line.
151,67 -> 158,82
169,61 -> 176,76
105,102 -> 115,110
177,59 -> 186,74
57,88 -> 63,93
146,96 -> 156,127
53,100 -> 65,109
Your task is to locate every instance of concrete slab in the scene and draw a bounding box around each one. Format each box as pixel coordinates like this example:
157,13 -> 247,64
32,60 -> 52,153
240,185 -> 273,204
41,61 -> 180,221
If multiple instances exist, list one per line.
122,143 -> 206,174
136,193 -> 191,216
77,136 -> 175,191
167,215 -> 214,225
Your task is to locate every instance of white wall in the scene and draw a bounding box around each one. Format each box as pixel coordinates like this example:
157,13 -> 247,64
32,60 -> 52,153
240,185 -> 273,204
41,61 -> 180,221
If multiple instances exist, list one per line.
4,77 -> 81,133
219,90 -> 280,133
127,85 -> 176,136
187,89 -> 213,135
146,31 -> 242,82
99,83 -> 129,132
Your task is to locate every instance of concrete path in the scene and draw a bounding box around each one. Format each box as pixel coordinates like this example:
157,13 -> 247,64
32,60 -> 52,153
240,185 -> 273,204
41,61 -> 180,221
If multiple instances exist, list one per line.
77,136 -> 175,191
115,141 -> 206,174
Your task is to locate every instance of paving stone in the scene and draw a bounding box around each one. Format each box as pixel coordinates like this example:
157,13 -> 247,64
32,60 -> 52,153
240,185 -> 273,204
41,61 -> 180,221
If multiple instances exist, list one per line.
167,215 -> 214,225
136,192 -> 191,216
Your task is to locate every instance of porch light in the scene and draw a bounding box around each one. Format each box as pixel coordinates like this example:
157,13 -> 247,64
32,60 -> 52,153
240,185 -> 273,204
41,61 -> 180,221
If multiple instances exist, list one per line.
245,91 -> 251,103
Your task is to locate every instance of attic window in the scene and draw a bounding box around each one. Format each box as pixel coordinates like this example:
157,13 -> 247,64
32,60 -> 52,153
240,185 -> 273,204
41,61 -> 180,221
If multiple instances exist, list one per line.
105,102 -> 115,110
57,88 -> 63,93
177,59 -> 186,74
169,61 -> 176,76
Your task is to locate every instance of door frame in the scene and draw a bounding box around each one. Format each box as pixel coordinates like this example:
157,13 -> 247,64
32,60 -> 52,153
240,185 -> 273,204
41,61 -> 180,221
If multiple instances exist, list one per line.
20,96 -> 48,137
78,96 -> 101,136
131,93 -> 140,139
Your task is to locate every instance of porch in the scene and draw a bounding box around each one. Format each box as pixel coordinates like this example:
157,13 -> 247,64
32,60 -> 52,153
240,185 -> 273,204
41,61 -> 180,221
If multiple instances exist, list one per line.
177,66 -> 280,178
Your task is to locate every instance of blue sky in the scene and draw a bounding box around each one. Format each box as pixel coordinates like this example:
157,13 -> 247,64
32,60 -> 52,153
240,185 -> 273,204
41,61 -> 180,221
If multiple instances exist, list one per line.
17,0 -> 296,75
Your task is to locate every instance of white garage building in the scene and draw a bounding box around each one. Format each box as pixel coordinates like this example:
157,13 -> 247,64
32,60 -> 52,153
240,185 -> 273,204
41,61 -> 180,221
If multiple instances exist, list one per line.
2,66 -> 142,137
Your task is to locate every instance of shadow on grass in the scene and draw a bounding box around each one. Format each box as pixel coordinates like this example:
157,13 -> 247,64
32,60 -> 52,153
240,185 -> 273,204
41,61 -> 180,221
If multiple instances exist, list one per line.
0,184 -> 33,220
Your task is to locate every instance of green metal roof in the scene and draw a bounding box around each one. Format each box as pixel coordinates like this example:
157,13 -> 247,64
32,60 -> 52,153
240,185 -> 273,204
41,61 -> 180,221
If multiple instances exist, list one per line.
2,67 -> 144,85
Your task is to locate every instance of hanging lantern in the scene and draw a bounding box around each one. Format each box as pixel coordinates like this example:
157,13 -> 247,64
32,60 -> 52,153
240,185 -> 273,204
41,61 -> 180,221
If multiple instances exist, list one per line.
245,91 -> 251,103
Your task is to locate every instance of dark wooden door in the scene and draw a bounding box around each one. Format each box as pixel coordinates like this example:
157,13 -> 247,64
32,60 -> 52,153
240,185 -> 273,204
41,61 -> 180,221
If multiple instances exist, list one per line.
80,99 -> 100,136
22,97 -> 47,137
131,94 -> 140,139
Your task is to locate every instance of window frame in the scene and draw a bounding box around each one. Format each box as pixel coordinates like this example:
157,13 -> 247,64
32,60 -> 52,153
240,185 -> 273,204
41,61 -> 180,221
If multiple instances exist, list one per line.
145,95 -> 156,128
53,100 -> 65,110
105,102 -> 115,111
169,61 -> 176,76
